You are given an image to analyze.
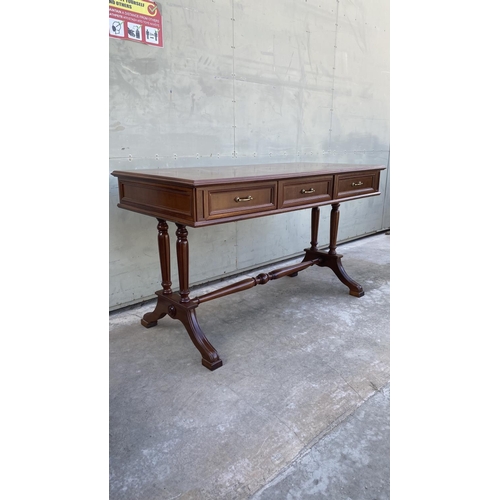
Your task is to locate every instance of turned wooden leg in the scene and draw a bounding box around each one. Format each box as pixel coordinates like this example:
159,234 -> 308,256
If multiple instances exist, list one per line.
174,224 -> 223,369
310,206 -> 320,251
329,203 -> 340,255
141,219 -> 172,327
141,223 -> 223,370
158,219 -> 172,295
290,206 -> 320,278
326,204 -> 364,297
302,203 -> 364,297
175,224 -> 191,303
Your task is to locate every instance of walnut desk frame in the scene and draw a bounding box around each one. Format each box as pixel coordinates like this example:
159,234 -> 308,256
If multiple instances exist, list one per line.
111,163 -> 386,371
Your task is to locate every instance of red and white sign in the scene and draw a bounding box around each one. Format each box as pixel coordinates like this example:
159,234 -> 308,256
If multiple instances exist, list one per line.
109,0 -> 163,48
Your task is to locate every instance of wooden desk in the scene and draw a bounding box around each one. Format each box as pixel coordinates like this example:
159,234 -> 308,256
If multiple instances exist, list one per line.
111,163 -> 386,370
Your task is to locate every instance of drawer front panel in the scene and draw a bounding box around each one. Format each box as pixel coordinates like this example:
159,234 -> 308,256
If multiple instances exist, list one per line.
119,181 -> 194,220
203,182 -> 277,220
279,176 -> 333,208
334,171 -> 380,200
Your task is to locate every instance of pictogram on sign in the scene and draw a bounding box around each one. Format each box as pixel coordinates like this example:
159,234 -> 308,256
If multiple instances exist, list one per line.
109,0 -> 163,48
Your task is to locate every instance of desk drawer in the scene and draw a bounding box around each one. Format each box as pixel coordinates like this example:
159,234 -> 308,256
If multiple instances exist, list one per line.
202,182 -> 277,220
278,176 -> 333,208
334,171 -> 380,200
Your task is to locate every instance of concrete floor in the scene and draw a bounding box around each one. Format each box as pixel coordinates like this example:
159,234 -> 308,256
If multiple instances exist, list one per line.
109,233 -> 390,500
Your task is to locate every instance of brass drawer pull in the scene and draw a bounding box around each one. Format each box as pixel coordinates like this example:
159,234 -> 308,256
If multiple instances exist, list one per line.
234,195 -> 254,202
351,181 -> 364,187
300,188 -> 316,194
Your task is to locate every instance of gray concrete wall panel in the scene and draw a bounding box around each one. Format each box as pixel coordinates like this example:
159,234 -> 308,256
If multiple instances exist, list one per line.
109,0 -> 390,309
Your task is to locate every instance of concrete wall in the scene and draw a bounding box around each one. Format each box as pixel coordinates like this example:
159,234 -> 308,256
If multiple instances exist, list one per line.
109,0 -> 390,310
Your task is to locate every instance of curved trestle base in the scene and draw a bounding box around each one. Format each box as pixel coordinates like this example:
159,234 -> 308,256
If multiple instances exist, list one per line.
141,291 -> 223,371
303,249 -> 365,297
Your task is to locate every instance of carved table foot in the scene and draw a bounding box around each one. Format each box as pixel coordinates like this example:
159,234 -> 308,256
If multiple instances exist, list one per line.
304,249 -> 364,297
175,306 -> 223,371
141,299 -> 168,328
326,253 -> 364,297
142,291 -> 223,370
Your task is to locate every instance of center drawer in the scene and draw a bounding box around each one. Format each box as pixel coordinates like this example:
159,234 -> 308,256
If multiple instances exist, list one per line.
278,175 -> 333,208
201,181 -> 277,220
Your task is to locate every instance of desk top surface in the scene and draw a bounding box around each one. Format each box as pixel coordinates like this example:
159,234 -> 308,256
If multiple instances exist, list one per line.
112,162 -> 385,186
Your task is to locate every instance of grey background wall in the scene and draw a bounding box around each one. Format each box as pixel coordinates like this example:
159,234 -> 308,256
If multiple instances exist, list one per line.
109,0 -> 390,310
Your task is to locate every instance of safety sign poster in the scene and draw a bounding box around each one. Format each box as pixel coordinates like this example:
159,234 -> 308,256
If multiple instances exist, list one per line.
109,0 -> 163,48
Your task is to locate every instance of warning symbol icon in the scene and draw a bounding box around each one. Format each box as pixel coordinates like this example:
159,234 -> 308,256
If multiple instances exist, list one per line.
145,26 -> 160,44
109,18 -> 124,37
127,23 -> 142,41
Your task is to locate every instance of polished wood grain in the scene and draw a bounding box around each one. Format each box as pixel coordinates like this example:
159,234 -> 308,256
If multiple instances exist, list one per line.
334,170 -> 380,200
112,163 -> 385,370
112,163 -> 384,227
157,219 -> 172,295
303,203 -> 364,297
175,224 -> 190,303
195,258 -> 320,305
279,175 -> 333,209
203,181 -> 277,220
113,163 -> 383,184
